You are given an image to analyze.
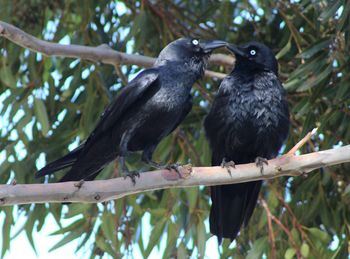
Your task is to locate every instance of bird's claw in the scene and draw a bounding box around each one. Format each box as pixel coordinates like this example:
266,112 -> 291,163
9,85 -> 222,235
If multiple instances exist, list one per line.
221,158 -> 235,176
123,171 -> 140,185
166,163 -> 182,178
255,157 -> 268,175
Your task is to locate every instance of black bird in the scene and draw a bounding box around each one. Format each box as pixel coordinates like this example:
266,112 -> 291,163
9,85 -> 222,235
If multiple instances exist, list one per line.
36,38 -> 226,182
204,41 -> 290,242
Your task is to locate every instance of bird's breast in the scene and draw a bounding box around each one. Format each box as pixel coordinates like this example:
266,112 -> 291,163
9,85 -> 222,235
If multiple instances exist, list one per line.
146,84 -> 190,113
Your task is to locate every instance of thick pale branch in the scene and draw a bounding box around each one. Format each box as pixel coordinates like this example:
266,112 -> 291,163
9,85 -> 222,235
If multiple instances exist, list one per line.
0,21 -> 232,79
0,145 -> 349,206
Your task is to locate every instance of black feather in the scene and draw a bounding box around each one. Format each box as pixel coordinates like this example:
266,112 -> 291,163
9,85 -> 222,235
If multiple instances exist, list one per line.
36,38 -> 227,182
204,41 -> 290,242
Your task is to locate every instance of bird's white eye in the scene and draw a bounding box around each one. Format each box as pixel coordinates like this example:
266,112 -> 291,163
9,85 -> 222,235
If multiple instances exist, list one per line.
192,39 -> 199,45
250,49 -> 256,56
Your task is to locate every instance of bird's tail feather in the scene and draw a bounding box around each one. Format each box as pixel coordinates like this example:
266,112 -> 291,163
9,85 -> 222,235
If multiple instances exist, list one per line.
59,168 -> 102,182
35,145 -> 84,178
209,181 -> 262,242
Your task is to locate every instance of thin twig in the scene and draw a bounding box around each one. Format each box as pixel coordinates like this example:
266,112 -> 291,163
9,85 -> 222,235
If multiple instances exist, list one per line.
261,199 -> 276,259
287,128 -> 318,155
261,199 -> 302,259
271,187 -> 308,241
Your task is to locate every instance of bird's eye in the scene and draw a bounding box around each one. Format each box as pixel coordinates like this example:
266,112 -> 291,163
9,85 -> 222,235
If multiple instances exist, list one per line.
192,39 -> 199,46
250,49 -> 257,56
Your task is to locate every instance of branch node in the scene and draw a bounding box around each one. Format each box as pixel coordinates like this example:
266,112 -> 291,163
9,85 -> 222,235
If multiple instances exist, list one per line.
275,166 -> 282,172
74,179 -> 85,189
182,163 -> 193,178
11,179 -> 17,185
94,194 -> 101,201
0,198 -> 5,205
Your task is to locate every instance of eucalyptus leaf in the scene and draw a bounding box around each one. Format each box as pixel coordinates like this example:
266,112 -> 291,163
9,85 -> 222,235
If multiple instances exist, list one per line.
33,98 -> 50,136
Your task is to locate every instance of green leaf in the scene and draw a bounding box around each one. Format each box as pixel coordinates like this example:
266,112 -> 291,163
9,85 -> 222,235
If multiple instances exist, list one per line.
0,59 -> 16,88
24,211 -> 38,253
267,191 -> 279,210
284,248 -> 296,259
319,1 -> 342,21
95,235 -> 116,256
246,237 -> 268,259
34,98 -> 50,136
101,212 -> 117,245
288,55 -> 325,79
305,227 -> 330,244
49,230 -> 83,252
149,208 -> 167,217
299,39 -> 331,59
197,220 -> 206,258
177,243 -> 188,259
1,207 -> 14,258
344,184 -> 350,196
144,217 -> 167,257
185,187 -> 198,213
291,228 -> 300,245
50,218 -> 85,235
162,222 -> 178,259
276,37 -> 292,59
297,65 -> 332,91
0,160 -> 11,177
301,242 -> 310,258
64,204 -> 92,218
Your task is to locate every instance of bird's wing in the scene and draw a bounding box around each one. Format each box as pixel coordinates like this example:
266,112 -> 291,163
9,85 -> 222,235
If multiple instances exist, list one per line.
87,68 -> 159,141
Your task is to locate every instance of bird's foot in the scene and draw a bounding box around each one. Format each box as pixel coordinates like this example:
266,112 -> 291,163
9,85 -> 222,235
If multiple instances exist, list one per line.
122,170 -> 141,185
166,163 -> 182,178
74,179 -> 85,189
221,158 -> 235,176
255,157 -> 268,175
146,160 -> 184,178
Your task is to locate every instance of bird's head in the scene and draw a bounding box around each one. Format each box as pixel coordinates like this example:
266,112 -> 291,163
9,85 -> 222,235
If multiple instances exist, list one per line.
154,38 -> 227,68
226,41 -> 278,75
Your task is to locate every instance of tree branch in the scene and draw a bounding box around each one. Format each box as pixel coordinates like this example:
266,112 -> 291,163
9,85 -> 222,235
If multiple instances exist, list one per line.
0,20 -> 232,79
0,145 -> 349,205
287,127 -> 318,154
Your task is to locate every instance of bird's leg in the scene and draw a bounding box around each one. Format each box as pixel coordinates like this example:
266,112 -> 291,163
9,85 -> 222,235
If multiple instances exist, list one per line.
221,157 -> 235,176
141,147 -> 167,169
142,149 -> 182,177
255,157 -> 268,175
119,156 -> 140,185
118,132 -> 141,185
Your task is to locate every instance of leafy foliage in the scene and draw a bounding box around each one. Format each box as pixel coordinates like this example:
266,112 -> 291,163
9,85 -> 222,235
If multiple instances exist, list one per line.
1,0 -> 349,257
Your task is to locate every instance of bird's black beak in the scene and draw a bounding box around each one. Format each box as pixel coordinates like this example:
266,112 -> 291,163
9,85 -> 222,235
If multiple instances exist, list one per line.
226,44 -> 247,57
200,40 -> 227,53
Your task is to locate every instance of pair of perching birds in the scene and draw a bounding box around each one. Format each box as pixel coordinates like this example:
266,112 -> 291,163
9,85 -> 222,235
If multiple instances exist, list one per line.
36,38 -> 290,243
